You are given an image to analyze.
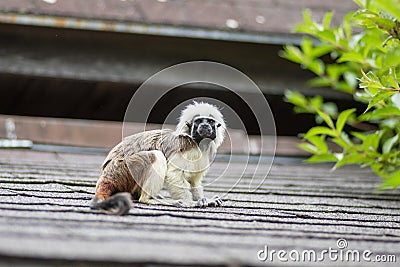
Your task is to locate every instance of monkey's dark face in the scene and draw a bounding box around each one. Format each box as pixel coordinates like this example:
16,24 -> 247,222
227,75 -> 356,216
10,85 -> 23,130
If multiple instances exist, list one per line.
187,116 -> 221,145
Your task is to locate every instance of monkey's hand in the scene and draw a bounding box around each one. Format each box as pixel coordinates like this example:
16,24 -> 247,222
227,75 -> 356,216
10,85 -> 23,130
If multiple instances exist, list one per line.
208,195 -> 223,207
197,195 -> 222,208
197,198 -> 208,208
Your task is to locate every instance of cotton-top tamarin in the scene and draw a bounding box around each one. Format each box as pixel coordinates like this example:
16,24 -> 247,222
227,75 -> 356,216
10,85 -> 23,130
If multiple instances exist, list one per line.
91,102 -> 226,215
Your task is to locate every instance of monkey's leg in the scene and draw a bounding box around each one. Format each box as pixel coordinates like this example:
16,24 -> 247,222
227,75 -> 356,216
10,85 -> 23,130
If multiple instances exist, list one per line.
136,150 -> 170,205
92,150 -> 165,214
121,150 -> 188,207
92,151 -> 143,215
142,173 -> 200,207
190,176 -> 207,208
163,168 -> 199,207
92,175 -> 134,215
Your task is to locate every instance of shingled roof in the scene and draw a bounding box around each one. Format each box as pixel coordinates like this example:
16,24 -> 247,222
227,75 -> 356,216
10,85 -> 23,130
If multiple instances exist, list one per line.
1,0 -> 358,43
0,148 -> 399,266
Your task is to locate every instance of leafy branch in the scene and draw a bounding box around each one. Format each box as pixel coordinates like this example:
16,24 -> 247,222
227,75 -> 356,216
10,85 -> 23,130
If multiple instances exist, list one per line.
281,0 -> 400,189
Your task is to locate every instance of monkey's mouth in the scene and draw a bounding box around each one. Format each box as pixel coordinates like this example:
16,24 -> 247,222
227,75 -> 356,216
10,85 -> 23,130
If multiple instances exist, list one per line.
198,128 -> 216,139
199,132 -> 214,139
192,130 -> 216,145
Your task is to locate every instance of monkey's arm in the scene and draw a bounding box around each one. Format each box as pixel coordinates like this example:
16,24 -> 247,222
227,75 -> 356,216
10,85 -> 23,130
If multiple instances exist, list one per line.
189,175 -> 222,208
189,174 -> 204,201
190,178 -> 208,208
164,166 -> 198,207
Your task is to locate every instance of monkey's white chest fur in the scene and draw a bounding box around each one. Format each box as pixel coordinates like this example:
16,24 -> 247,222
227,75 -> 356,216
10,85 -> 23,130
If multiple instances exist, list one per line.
168,147 -> 210,178
164,146 -> 212,200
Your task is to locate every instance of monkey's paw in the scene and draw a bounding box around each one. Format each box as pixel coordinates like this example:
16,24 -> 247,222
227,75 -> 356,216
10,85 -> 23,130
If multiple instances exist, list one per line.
208,195 -> 223,207
197,196 -> 222,208
197,198 -> 208,208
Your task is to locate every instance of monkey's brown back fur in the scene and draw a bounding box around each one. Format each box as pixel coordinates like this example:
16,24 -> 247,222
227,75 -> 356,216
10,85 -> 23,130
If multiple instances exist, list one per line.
95,152 -> 155,201
94,129 -> 197,201
105,129 -> 197,160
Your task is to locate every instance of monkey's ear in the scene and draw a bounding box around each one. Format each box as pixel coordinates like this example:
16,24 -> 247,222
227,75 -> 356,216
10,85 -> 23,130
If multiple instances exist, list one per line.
217,123 -> 222,128
185,121 -> 192,128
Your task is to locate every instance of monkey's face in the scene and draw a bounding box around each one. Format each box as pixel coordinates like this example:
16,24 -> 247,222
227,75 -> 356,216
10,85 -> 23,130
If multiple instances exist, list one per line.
188,116 -> 221,145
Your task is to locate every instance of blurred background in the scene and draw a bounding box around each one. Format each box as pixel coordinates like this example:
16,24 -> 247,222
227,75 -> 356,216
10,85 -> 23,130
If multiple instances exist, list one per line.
0,0 -> 358,155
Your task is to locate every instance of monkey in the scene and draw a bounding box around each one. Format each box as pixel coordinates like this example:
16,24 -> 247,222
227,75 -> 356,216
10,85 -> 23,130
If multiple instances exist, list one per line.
91,101 -> 226,215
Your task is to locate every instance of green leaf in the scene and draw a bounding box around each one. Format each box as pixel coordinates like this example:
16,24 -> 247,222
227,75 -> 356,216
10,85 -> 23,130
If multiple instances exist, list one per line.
303,9 -> 313,24
371,17 -> 396,31
323,12 -> 333,29
365,90 -> 397,112
353,0 -> 367,8
371,163 -> 387,179
327,65 -> 347,82
310,45 -> 334,58
317,110 -> 335,128
281,0 -> 400,189
362,131 -> 382,151
295,9 -> 321,34
337,52 -> 365,63
308,77 -> 332,87
336,108 -> 356,133
309,95 -> 323,109
351,131 -> 367,141
332,137 -> 351,150
382,134 -> 399,154
382,169 -> 400,189
281,45 -> 304,64
307,59 -> 325,76
284,90 -> 307,108
360,106 -> 400,120
301,38 -> 313,57
384,46 -> 400,69
359,70 -> 384,92
374,0 -> 400,21
298,143 -> 318,154
305,153 -> 338,163
385,70 -> 400,90
307,135 -> 329,153
342,13 -> 353,39
317,30 -> 337,44
333,153 -> 368,169
304,126 -> 337,138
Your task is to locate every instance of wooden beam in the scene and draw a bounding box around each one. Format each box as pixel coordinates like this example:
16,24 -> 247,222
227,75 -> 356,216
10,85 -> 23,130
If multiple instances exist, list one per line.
0,115 -> 307,156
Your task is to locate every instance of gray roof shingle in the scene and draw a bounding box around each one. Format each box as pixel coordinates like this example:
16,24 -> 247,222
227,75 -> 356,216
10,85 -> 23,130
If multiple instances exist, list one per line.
0,148 -> 399,266
0,0 -> 358,34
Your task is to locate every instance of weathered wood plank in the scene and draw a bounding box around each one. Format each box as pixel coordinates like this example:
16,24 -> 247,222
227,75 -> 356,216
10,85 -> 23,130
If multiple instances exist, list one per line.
0,115 -> 308,156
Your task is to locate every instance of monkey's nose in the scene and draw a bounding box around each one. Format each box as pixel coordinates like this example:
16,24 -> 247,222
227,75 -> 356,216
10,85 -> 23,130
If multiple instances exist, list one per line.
198,124 -> 212,137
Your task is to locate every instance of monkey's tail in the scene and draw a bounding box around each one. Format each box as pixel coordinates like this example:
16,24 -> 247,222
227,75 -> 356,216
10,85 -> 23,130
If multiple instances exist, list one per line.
90,192 -> 133,215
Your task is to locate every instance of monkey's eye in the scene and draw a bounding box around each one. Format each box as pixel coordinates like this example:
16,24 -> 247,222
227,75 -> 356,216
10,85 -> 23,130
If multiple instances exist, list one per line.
193,118 -> 202,125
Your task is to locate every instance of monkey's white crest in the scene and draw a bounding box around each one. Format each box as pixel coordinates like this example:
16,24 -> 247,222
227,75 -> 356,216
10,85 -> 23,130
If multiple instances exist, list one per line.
176,101 -> 226,148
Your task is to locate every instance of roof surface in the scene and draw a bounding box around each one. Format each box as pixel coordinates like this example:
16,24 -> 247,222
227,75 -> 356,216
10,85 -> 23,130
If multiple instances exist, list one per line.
0,148 -> 399,266
1,0 -> 357,35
